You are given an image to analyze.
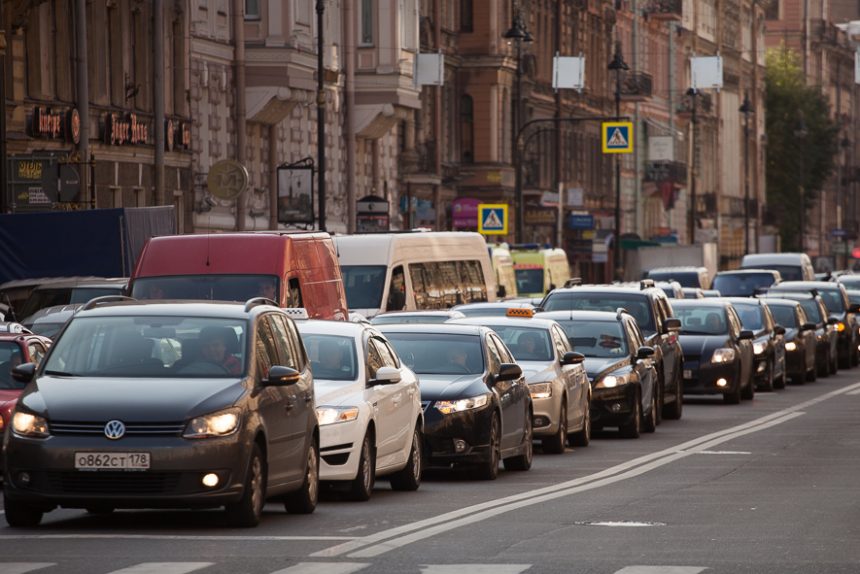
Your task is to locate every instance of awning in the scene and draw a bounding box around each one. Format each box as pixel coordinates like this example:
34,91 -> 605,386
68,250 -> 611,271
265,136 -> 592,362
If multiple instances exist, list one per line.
246,86 -> 298,124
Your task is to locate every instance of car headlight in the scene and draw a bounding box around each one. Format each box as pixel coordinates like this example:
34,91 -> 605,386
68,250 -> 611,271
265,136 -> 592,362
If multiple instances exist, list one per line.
316,406 -> 360,426
11,411 -> 49,438
711,348 -> 736,364
183,408 -> 241,439
785,341 -> 798,352
434,394 -> 489,415
753,341 -> 766,355
529,382 -> 553,399
596,374 -> 630,389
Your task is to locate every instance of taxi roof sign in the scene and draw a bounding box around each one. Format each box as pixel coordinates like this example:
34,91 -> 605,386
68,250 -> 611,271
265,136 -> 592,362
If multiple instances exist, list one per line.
602,121 -> 633,154
506,307 -> 534,318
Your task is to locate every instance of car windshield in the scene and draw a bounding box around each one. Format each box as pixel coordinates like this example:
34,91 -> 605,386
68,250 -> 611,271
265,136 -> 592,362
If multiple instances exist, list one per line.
556,320 -> 629,359
515,269 -> 544,295
817,289 -> 845,313
648,271 -> 699,288
542,293 -> 656,334
29,321 -> 66,339
19,287 -> 124,320
371,314 -> 450,325
340,265 -> 388,310
754,265 -> 802,281
482,326 -> 552,362
0,341 -> 25,390
42,316 -> 247,378
733,304 -> 764,331
768,305 -> 799,328
712,273 -> 777,297
300,334 -> 357,381
674,306 -> 728,335
386,332 -> 484,375
798,299 -> 824,323
131,275 -> 279,303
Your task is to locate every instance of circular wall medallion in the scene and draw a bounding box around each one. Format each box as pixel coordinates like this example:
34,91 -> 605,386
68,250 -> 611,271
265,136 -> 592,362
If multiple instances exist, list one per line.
207,160 -> 250,201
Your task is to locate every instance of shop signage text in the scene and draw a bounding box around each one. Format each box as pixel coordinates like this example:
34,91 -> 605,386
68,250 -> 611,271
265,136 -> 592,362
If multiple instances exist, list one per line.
104,112 -> 149,145
29,107 -> 81,144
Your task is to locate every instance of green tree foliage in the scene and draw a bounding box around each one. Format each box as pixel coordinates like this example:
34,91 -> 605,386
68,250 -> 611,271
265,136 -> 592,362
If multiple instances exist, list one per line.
765,47 -> 839,251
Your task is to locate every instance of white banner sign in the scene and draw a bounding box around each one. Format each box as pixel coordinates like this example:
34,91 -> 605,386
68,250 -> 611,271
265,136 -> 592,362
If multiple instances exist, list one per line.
648,136 -> 675,162
691,56 -> 723,90
415,53 -> 445,86
553,55 -> 585,91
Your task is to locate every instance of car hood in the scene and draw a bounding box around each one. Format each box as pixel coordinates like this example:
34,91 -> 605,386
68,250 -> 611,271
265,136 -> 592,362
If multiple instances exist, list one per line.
519,360 -> 557,383
784,328 -> 799,341
314,379 -> 363,406
678,335 -> 731,357
583,357 -> 628,381
18,376 -> 248,422
415,374 -> 488,401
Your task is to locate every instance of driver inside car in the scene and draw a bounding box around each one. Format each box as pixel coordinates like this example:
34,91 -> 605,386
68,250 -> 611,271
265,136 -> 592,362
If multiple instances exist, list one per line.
199,327 -> 242,375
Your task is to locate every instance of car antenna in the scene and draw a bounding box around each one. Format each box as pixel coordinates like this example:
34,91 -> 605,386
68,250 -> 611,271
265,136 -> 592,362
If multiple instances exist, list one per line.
206,230 -> 211,267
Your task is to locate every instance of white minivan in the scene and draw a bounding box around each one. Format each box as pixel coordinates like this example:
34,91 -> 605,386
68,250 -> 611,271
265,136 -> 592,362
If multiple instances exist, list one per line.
335,232 -> 498,318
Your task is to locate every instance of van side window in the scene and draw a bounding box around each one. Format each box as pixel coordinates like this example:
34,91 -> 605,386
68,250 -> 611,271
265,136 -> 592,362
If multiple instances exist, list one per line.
287,278 -> 303,308
410,263 -> 443,309
387,266 -> 406,311
457,260 -> 488,303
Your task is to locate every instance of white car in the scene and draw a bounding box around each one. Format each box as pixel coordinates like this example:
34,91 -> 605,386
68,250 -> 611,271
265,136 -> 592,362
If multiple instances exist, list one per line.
297,320 -> 424,501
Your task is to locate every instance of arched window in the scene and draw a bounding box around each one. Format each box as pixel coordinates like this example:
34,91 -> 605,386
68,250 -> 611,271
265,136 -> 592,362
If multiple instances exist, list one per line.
461,95 -> 474,163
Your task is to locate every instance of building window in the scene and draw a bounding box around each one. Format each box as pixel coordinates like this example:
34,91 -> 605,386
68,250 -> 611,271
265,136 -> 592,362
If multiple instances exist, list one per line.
461,95 -> 474,164
765,1 -> 779,20
460,0 -> 473,32
360,0 -> 374,45
245,0 -> 260,20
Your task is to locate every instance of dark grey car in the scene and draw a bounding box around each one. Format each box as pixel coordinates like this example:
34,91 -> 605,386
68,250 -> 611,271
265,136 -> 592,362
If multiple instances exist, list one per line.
3,298 -> 319,528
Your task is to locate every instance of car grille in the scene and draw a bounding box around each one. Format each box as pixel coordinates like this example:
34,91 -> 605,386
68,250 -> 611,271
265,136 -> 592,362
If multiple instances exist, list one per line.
421,400 -> 432,413
50,421 -> 186,437
42,471 -> 183,495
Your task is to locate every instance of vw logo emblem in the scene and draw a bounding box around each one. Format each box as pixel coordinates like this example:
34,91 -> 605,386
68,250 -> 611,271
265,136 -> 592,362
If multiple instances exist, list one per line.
104,420 -> 126,440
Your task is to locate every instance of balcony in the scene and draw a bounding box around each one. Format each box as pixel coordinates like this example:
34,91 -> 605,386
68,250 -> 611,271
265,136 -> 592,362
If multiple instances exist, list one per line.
644,161 -> 687,184
620,71 -> 653,102
676,91 -> 713,118
644,0 -> 682,21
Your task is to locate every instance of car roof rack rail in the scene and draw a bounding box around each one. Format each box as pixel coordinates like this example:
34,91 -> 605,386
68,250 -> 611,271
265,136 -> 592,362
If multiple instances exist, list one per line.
82,295 -> 136,311
243,297 -> 279,312
564,277 -> 582,288
616,307 -> 629,319
639,279 -> 655,290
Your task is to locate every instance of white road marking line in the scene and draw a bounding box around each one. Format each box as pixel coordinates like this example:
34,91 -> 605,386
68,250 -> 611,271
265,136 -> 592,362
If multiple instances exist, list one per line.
0,564 -> 56,574
314,381 -> 860,560
419,566 -> 532,574
268,563 -> 370,574
846,389 -> 860,395
614,567 -> 708,574
693,450 -> 752,455
0,535 -> 356,542
104,564 -> 212,574
577,521 -> 665,527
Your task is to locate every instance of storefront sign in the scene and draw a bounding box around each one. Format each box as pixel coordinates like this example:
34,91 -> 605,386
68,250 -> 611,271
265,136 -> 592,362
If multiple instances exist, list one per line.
567,213 -> 595,230
452,197 -> 480,229
104,112 -> 149,145
6,154 -> 83,212
524,207 -> 557,226
165,119 -> 192,151
29,107 -> 80,144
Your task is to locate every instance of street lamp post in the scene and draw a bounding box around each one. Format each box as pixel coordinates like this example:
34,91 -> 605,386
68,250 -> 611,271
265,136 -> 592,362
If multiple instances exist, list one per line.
839,136 -> 851,269
316,0 -> 326,232
739,92 -> 754,256
687,87 -> 699,245
608,42 -> 628,281
504,8 -> 532,244
794,113 -> 808,252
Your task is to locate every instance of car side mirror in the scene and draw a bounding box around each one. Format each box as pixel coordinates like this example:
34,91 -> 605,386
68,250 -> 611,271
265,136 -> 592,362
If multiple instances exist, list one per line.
561,351 -> 585,365
265,365 -> 301,386
739,330 -> 755,341
774,325 -> 786,336
636,346 -> 655,360
801,322 -> 817,332
849,303 -> 860,313
496,362 -> 523,382
370,366 -> 402,386
827,317 -> 840,326
663,318 -> 682,333
11,362 -> 36,383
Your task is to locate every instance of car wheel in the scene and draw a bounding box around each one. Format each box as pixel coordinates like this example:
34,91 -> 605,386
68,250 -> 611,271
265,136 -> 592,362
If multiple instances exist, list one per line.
3,494 -> 43,527
619,390 -> 641,438
642,388 -> 657,433
832,349 -> 840,373
758,360 -> 775,392
568,404 -> 591,447
724,366 -> 742,404
741,366 -> 755,401
773,361 -> 786,390
542,402 -> 567,454
654,369 -> 664,426
347,433 -> 376,502
807,358 -> 818,382
225,443 -> 266,527
284,438 -> 319,514
473,412 -> 500,480
504,415 -> 533,471
851,343 -> 859,367
663,376 -> 684,420
390,424 -> 423,492
818,350 -> 830,377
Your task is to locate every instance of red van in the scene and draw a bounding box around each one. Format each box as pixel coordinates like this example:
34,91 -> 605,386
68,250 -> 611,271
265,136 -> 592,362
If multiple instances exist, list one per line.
129,232 -> 348,320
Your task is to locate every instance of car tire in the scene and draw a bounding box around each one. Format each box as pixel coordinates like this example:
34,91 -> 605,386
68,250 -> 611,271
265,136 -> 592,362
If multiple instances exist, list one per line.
542,403 -> 567,454
818,350 -> 830,377
225,443 -> 266,528
473,412 -> 500,481
504,415 -> 533,471
654,369 -> 664,426
389,424 -> 423,492
568,404 -> 591,447
724,367 -> 742,404
347,433 -> 375,502
741,369 -> 755,400
831,349 -> 840,374
759,359 -> 775,392
642,388 -> 657,433
663,378 -> 684,420
284,439 -> 319,514
773,362 -> 786,390
619,390 -> 641,439
807,358 -> 818,382
3,494 -> 43,528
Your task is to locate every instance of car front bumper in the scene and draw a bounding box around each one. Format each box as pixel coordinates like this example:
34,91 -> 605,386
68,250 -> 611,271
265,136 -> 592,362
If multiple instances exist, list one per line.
590,384 -> 637,428
421,402 -> 494,467
318,419 -> 365,482
681,359 -> 739,396
529,390 -> 563,438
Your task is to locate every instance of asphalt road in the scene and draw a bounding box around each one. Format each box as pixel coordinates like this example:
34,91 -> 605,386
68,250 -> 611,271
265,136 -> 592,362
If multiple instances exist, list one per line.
2,370 -> 860,574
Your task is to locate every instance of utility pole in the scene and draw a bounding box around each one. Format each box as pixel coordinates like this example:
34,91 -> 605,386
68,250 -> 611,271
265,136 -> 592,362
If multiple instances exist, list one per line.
740,92 -> 753,256
504,8 -> 532,243
609,42 -> 628,282
687,88 -> 698,245
316,0 -> 327,232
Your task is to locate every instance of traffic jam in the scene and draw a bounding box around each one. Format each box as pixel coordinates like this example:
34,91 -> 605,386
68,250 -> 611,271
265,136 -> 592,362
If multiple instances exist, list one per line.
1,233 -> 858,528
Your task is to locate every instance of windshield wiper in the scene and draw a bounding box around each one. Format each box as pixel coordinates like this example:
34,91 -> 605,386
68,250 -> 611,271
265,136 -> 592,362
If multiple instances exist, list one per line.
43,369 -> 78,377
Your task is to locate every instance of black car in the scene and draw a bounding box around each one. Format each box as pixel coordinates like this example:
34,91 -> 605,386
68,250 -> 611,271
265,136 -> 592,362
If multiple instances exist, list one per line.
540,310 -> 659,438
764,289 -> 838,377
380,324 -> 533,480
712,269 -> 782,298
539,281 -> 683,421
655,281 -> 684,299
672,299 -> 755,404
726,297 -> 787,391
760,298 -> 817,384
3,298 -> 320,528
767,281 -> 859,368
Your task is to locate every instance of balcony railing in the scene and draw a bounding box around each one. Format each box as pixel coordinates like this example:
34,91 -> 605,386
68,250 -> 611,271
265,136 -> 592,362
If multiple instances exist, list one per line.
644,0 -> 682,21
676,91 -> 713,117
620,71 -> 653,101
644,161 -> 687,184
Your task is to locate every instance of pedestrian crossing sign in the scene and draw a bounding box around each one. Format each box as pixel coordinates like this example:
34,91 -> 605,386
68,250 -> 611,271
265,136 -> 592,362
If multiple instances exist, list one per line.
477,204 -> 508,235
602,121 -> 634,154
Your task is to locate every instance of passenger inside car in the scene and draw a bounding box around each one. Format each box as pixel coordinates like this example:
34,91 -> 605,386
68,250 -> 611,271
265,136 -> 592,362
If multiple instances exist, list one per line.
200,327 -> 242,375
313,338 -> 350,379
